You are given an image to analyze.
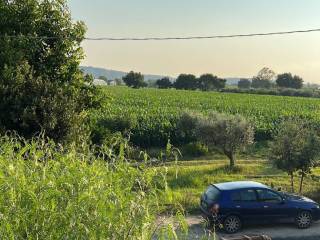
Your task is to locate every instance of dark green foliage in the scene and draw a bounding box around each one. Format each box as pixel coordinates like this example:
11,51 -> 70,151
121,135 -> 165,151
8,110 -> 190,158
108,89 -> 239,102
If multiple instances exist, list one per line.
238,79 -> 251,89
176,112 -> 201,144
122,71 -> 147,88
198,74 -> 226,91
0,0 -> 98,142
91,114 -> 138,145
183,142 -> 208,157
174,74 -> 198,90
156,77 -> 172,89
276,73 -> 304,89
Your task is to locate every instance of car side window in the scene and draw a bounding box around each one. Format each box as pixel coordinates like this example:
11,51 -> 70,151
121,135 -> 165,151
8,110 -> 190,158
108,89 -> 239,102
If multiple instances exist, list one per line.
231,191 -> 241,201
257,189 -> 282,203
231,189 -> 257,202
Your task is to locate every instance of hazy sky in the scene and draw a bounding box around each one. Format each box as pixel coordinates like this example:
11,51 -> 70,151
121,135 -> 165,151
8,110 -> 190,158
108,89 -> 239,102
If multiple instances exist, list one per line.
68,0 -> 320,83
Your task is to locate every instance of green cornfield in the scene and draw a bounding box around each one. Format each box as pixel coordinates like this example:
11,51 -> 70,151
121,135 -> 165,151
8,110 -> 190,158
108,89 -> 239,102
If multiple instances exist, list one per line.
92,86 -> 320,147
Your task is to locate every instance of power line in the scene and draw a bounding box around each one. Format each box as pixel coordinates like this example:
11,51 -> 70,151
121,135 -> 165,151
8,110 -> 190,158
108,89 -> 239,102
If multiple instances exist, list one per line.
2,28 -> 320,41
84,28 -> 320,41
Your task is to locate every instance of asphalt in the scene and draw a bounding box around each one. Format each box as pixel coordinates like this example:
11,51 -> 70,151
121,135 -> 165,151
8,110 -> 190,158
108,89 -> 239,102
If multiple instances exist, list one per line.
185,215 -> 320,240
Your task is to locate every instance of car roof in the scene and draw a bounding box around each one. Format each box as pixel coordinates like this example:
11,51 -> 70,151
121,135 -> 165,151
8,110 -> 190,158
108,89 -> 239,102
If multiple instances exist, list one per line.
213,181 -> 269,191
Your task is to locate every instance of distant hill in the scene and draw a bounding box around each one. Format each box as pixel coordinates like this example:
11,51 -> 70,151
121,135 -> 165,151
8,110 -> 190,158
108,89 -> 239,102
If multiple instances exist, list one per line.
81,66 -> 243,85
80,66 -> 174,82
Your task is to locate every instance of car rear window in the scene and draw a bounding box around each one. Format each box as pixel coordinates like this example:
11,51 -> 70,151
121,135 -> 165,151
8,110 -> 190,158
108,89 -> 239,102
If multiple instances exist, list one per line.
231,189 -> 257,202
205,186 -> 220,201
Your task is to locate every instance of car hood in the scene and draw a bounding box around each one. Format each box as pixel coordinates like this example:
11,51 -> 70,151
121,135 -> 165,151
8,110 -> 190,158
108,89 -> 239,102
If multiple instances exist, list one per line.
284,193 -> 317,204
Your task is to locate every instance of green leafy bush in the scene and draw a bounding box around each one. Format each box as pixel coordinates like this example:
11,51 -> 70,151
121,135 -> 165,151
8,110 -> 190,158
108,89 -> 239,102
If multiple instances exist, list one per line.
0,0 -> 99,143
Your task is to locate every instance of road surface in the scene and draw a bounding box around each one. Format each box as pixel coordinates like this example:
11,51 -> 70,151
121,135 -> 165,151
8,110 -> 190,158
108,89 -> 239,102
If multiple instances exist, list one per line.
185,215 -> 320,240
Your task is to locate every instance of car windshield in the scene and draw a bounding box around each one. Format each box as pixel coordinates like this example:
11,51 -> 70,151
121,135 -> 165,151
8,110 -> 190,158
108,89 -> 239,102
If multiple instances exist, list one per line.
205,186 -> 220,201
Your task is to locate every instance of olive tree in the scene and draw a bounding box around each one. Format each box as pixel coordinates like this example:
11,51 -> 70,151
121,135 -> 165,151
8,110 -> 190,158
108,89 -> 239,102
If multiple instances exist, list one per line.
195,112 -> 254,168
296,130 -> 320,193
269,121 -> 320,193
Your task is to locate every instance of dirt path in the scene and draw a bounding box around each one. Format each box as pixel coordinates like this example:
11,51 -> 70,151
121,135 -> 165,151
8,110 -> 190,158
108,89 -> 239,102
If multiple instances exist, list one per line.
185,215 -> 320,240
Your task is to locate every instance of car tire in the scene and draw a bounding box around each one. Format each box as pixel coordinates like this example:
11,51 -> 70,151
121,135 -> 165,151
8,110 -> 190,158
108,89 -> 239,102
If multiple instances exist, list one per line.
295,211 -> 312,229
223,215 -> 242,234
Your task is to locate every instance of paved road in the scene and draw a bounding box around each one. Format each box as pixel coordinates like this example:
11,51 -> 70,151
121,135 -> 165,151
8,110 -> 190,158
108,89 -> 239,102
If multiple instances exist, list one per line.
185,215 -> 320,240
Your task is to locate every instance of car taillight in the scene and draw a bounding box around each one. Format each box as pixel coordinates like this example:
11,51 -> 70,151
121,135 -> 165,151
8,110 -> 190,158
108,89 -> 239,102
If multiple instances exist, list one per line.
210,204 -> 220,214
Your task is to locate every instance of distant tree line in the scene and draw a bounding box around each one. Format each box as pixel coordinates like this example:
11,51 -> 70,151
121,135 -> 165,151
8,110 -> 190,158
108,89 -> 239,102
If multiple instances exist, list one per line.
122,71 -> 226,91
120,68 -> 320,99
222,87 -> 320,98
237,67 -> 304,90
221,67 -> 320,98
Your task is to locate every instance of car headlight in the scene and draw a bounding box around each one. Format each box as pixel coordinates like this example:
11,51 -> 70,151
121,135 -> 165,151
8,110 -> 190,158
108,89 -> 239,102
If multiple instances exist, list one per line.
316,205 -> 320,209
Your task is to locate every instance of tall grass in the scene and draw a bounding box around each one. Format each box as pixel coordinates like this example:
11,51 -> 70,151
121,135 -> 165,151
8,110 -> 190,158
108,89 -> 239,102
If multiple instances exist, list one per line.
0,135 -> 182,239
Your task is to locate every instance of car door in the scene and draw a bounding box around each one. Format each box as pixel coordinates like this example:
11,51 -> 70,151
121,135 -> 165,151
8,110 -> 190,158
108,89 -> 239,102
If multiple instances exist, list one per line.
256,188 -> 291,221
230,189 -> 264,222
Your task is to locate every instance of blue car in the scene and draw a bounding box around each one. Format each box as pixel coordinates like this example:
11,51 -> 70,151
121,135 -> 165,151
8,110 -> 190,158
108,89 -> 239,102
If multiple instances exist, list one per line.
200,181 -> 320,233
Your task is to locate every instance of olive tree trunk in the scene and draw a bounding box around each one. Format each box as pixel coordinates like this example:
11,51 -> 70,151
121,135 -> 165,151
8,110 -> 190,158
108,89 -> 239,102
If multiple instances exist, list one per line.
290,172 -> 295,193
225,151 -> 236,168
299,173 -> 305,194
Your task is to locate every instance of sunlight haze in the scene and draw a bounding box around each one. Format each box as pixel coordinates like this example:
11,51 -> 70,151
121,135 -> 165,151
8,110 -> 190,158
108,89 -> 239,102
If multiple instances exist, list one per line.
68,0 -> 320,83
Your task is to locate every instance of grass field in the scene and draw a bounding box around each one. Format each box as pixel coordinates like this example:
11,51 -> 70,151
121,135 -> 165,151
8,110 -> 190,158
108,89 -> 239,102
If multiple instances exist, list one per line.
95,86 -> 320,147
163,159 -> 320,213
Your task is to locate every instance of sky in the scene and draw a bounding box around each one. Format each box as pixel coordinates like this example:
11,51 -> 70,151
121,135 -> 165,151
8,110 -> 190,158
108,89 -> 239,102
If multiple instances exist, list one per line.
68,0 -> 320,83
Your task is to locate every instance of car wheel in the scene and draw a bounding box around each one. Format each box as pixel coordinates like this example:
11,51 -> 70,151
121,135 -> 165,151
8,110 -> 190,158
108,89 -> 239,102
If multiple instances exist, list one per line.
295,211 -> 312,229
223,215 -> 242,234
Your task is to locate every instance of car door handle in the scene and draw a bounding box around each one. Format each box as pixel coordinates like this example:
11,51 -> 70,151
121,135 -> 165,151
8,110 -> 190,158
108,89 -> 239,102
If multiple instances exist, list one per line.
263,206 -> 269,208
236,205 -> 241,208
